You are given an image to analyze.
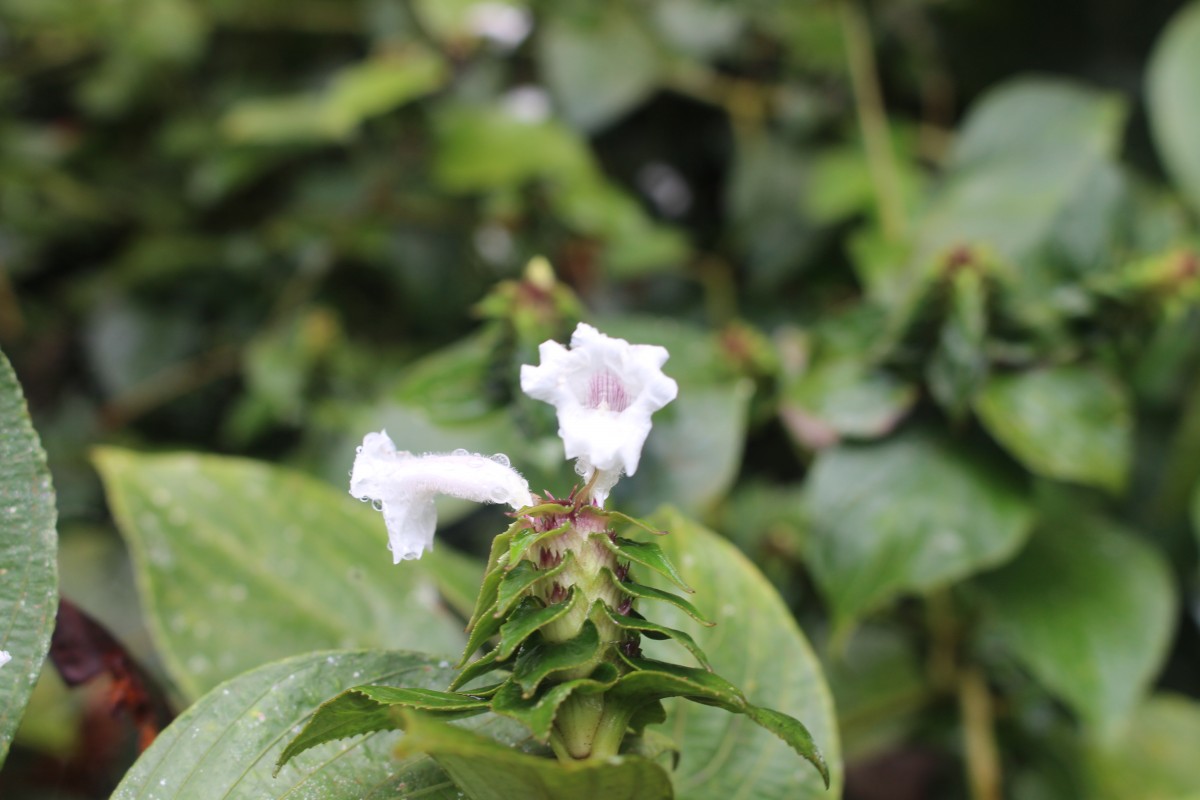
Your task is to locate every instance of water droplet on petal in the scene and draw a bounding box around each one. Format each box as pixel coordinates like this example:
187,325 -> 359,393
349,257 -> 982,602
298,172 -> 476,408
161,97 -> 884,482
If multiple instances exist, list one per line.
452,448 -> 469,457
490,453 -> 511,467
372,499 -> 383,512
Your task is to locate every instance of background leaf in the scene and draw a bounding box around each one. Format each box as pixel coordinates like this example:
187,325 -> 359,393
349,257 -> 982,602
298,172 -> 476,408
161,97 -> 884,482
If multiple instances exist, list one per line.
803,429 -> 1033,631
112,650 -> 526,799
1085,694 -> 1200,799
975,365 -> 1132,492
1147,2 -> 1200,215
93,449 -> 471,700
0,349 -> 58,765
973,510 -> 1176,735
641,507 -> 843,799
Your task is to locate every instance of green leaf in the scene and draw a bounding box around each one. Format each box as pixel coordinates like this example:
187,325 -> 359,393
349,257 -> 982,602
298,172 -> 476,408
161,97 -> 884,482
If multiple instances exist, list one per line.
507,521 -> 569,566
613,657 -> 745,712
1085,694 -> 1200,799
222,49 -> 448,144
973,511 -> 1176,735
782,357 -> 917,446
398,712 -> 675,800
1147,2 -> 1200,215
539,6 -> 664,132
495,552 -> 573,620
113,650 -> 526,800
449,649 -> 505,692
745,705 -> 830,790
923,78 -> 1127,259
277,685 -> 492,771
975,365 -> 1132,492
497,589 -> 581,661
609,573 -> 714,626
643,508 -> 842,798
0,349 -> 58,765
599,604 -> 712,670
803,428 -> 1033,633
600,535 -> 693,593
512,621 -> 602,697
93,449 -> 467,699
491,663 -> 620,741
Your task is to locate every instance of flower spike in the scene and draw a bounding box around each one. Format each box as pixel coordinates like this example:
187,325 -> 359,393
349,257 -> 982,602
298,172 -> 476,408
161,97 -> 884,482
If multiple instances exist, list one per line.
350,431 -> 533,562
520,323 -> 678,505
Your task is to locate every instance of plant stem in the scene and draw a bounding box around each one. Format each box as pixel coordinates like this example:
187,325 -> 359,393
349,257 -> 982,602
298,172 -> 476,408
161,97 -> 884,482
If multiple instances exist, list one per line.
958,666 -> 1002,800
838,0 -> 908,242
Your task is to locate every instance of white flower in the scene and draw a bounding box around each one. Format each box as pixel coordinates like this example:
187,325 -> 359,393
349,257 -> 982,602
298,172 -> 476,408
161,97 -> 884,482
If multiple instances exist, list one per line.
0,650 -> 10,669
520,323 -> 678,505
350,431 -> 533,563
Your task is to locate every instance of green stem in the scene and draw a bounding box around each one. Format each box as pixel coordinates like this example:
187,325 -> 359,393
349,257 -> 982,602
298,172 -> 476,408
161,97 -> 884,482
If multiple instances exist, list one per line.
838,0 -> 907,242
589,701 -> 637,760
555,692 -> 605,760
959,666 -> 1003,800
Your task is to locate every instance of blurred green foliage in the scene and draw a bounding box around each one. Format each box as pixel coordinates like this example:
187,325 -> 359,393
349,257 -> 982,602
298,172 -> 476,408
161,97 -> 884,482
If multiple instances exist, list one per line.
2,0 -> 1200,797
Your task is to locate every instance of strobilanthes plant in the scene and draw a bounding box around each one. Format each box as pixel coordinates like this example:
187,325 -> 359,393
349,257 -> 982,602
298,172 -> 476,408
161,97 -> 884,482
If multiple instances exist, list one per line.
275,323 -> 828,787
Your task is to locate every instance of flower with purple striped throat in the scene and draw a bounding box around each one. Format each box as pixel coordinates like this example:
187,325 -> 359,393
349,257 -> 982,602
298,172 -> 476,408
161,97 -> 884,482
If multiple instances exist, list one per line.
520,323 -> 678,506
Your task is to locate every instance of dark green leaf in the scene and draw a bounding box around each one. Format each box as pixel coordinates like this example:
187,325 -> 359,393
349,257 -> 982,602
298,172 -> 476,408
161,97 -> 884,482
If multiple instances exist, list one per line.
1085,693 -> 1200,799
973,511 -> 1176,734
495,552 -> 573,620
745,704 -> 830,790
497,588 -> 581,661
804,429 -> 1033,632
613,656 -> 746,712
600,535 -> 693,593
609,573 -> 714,626
277,685 -> 491,771
975,365 -> 1132,492
0,349 -> 58,765
513,621 -> 603,697
491,663 -> 620,741
599,604 -> 711,670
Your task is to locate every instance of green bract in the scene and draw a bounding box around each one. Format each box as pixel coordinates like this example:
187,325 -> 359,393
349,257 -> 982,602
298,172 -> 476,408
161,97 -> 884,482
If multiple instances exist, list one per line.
277,498 -> 829,788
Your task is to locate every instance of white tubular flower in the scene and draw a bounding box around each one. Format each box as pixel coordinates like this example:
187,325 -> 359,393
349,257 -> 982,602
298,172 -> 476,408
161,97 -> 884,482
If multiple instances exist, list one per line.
520,323 -> 678,506
0,650 -> 9,669
350,431 -> 533,563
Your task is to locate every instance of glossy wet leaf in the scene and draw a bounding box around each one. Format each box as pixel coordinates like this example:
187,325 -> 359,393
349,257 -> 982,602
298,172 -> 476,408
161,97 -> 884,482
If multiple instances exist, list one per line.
1147,2 -> 1200,215
398,712 -> 674,800
974,512 -> 1175,735
0,349 -> 58,765
600,535 -> 693,593
113,650 -> 525,800
497,589 -> 580,661
804,429 -> 1033,632
975,364 -> 1132,492
93,449 -> 468,699
643,508 -> 842,799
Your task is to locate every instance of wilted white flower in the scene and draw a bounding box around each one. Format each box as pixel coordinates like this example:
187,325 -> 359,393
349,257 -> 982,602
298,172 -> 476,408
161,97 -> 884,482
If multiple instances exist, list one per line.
350,431 -> 533,563
520,323 -> 678,505
0,650 -> 10,669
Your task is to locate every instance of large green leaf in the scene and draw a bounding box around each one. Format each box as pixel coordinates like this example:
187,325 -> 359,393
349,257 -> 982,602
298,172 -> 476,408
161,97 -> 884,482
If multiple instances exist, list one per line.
399,712 -> 675,800
1147,2 -> 1200,215
1085,694 -> 1200,799
93,449 -> 469,700
973,512 -> 1175,735
975,365 -> 1132,493
539,6 -> 663,131
804,429 -> 1032,631
113,650 -> 525,799
643,508 -> 842,799
917,78 -> 1127,266
0,350 -> 58,765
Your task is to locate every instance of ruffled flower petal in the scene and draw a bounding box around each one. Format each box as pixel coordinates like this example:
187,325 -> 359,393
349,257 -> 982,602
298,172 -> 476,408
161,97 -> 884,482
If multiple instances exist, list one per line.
350,431 -> 533,563
520,323 -> 678,505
